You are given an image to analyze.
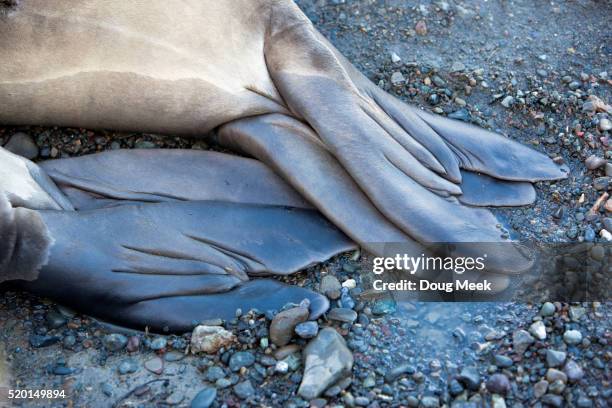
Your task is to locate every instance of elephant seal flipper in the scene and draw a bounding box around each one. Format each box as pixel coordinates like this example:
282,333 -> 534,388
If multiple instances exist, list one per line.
40,149 -> 312,210
122,279 -> 329,332
217,114 -> 424,257
412,108 -> 569,182
218,115 -> 532,275
458,170 -> 536,207
12,199 -> 351,329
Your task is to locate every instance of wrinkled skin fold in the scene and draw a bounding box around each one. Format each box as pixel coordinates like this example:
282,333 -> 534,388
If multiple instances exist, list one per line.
0,0 -> 567,328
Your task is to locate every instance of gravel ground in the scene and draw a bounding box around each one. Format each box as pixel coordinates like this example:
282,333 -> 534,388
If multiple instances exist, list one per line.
1,1 -> 611,407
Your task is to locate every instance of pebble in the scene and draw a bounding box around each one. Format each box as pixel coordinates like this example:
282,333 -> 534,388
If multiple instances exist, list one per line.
294,321 -> 319,339
512,329 -> 535,354
493,354 -> 513,368
29,335 -> 60,348
149,337 -> 167,351
541,394 -> 564,408
190,325 -> 235,354
4,132 -> 39,159
233,380 -> 255,399
585,155 -> 607,170
206,366 -> 225,382
144,357 -> 164,375
449,379 -> 464,395
593,176 -> 610,190
415,20 -> 427,35
457,366 -> 481,391
546,368 -> 568,383
275,360 -> 289,374
101,382 -> 113,397
191,387 -> 217,408
371,299 -> 397,315
320,275 -> 341,299
584,226 -> 596,242
391,72 -> 405,86
327,308 -> 357,323
420,396 -> 439,408
126,336 -> 140,352
548,379 -> 565,394
298,328 -> 353,400
546,349 -> 567,367
569,306 -> 586,321
563,329 -> 582,345
501,95 -> 514,108
451,61 -> 466,72
229,351 -> 255,372
448,109 -> 471,121
165,351 -> 185,362
103,333 -> 128,351
118,359 -> 139,375
354,396 -> 370,406
529,320 -> 547,340
540,302 -> 557,317
341,279 -> 356,289
166,392 -> 184,405
391,52 -> 401,63
45,310 -> 67,329
563,360 -> 584,382
385,363 -> 415,381
270,307 -> 309,346
491,394 -> 506,408
486,373 -> 510,394
599,118 -> 612,131
533,380 -> 549,398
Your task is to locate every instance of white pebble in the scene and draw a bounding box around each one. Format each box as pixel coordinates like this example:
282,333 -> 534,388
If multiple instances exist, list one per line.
342,279 -> 357,289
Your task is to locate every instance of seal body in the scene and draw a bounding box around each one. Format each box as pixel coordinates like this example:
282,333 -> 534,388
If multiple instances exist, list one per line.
0,0 -> 288,134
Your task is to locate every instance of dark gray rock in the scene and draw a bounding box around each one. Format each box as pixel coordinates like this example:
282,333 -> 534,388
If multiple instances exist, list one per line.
546,350 -> 567,367
486,374 -> 510,394
4,132 -> 39,159
457,367 -> 481,391
229,351 -> 255,372
191,387 -> 217,408
234,380 -> 255,399
295,321 -> 319,339
103,333 -> 128,351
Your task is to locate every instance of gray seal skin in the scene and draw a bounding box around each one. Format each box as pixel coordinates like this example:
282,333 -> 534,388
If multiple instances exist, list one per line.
17,200 -> 353,332
0,147 -> 356,331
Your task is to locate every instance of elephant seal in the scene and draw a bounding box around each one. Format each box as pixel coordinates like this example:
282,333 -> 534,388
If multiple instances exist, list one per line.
0,0 -> 567,321
0,1 -> 566,246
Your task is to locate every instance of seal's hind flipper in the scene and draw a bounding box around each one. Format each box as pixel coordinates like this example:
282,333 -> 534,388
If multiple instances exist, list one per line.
217,114 -> 423,257
412,108 -> 568,182
40,149 -> 310,211
122,279 -> 329,332
458,170 -> 536,207
18,199 -> 350,330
